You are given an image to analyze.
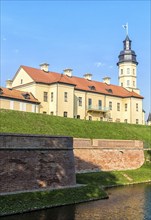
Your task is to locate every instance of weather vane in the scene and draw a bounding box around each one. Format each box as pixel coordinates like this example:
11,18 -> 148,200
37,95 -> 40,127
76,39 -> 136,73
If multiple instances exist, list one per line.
122,22 -> 128,36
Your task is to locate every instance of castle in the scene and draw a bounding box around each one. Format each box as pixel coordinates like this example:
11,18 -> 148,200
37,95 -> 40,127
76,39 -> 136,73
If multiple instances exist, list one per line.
0,35 -> 145,125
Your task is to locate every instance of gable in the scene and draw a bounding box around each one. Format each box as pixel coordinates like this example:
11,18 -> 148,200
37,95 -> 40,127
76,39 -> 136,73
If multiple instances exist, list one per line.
12,67 -> 34,88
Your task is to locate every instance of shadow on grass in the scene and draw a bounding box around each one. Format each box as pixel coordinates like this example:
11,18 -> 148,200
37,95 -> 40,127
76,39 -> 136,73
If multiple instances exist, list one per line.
144,149 -> 151,163
75,156 -> 118,187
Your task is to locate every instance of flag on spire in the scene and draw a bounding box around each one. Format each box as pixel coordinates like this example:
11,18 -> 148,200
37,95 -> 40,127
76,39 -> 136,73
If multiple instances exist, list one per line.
122,24 -> 127,29
122,23 -> 128,35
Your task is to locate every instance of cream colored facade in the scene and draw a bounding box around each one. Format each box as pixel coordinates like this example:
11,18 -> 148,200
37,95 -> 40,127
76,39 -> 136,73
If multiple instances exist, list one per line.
0,97 -> 39,113
10,70 -> 145,125
2,35 -> 145,125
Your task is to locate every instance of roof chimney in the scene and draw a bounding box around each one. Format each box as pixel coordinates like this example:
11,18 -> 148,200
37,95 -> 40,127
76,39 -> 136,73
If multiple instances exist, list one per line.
63,68 -> 73,77
40,63 -> 49,72
84,73 -> 92,80
6,80 -> 13,89
103,77 -> 111,84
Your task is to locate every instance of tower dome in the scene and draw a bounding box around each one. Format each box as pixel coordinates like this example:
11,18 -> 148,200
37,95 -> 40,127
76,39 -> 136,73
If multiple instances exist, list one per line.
117,35 -> 138,66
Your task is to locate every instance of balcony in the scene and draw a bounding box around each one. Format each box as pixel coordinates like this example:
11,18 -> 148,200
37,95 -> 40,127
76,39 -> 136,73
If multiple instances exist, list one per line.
87,105 -> 109,113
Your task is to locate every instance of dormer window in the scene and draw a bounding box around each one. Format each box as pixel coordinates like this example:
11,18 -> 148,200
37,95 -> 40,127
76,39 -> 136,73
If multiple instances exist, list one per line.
22,93 -> 30,99
0,88 -> 3,95
106,89 -> 113,93
88,86 -> 95,91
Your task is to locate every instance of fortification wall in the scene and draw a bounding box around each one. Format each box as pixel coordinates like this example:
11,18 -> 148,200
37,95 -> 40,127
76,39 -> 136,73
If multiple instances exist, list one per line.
74,138 -> 144,173
0,133 -> 76,194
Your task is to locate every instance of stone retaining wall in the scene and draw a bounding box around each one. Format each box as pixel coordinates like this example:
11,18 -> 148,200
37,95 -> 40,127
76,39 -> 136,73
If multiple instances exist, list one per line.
0,133 -> 76,194
73,138 -> 144,172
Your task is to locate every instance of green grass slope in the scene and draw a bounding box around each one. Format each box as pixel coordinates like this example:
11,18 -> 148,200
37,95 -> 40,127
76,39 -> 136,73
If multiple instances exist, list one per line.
0,109 -> 151,146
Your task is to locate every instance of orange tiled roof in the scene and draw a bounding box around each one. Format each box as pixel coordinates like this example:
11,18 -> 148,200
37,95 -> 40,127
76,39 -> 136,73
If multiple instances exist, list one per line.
21,65 -> 143,99
0,87 -> 40,103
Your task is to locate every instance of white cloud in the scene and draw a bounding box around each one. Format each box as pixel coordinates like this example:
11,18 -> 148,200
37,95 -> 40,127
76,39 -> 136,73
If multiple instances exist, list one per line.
95,62 -> 105,68
14,49 -> 19,54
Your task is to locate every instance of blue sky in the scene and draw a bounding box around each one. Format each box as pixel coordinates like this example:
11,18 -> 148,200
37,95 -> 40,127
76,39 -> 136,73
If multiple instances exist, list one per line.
1,0 -> 150,120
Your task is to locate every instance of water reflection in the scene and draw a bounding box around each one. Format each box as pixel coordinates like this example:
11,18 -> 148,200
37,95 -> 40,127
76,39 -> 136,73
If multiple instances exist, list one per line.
1,184 -> 151,220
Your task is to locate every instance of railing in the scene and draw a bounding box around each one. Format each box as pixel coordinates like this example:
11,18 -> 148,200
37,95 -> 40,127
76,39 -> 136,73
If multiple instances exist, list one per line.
87,105 -> 109,112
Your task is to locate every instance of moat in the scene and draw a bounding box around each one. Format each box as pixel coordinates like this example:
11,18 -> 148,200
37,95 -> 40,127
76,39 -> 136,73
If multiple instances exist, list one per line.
2,183 -> 151,220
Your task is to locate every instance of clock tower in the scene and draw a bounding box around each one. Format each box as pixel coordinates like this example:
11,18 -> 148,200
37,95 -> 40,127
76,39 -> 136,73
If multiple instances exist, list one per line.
117,35 -> 140,94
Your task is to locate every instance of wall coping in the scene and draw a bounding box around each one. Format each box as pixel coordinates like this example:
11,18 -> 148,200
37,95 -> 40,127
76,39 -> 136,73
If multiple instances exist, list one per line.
0,132 -> 71,138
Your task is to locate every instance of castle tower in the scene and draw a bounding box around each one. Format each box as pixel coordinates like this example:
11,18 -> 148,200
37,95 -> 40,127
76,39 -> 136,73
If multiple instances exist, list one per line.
117,35 -> 140,94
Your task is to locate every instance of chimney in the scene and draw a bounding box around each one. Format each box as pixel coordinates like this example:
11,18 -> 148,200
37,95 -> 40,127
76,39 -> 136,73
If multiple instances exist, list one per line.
40,63 -> 49,72
103,77 -> 111,84
6,80 -> 13,89
84,73 -> 92,80
63,68 -> 73,77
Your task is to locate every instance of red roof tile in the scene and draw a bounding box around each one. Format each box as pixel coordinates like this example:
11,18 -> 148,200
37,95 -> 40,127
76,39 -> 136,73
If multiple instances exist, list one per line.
0,87 -> 40,103
21,65 -> 143,99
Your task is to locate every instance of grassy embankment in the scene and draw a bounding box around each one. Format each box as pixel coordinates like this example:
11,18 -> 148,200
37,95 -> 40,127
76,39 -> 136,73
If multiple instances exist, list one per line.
0,109 -> 151,216
0,109 -> 151,147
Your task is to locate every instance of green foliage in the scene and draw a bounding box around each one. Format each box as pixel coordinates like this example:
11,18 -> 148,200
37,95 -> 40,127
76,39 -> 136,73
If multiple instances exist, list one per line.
144,150 -> 151,163
76,163 -> 151,187
0,185 -> 107,216
0,109 -> 151,146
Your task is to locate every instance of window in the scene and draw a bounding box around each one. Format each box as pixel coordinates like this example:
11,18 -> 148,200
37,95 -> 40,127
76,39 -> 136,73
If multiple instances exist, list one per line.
88,98 -> 92,107
133,81 -> 135,87
106,89 -> 112,93
121,83 -> 123,87
125,104 -> 128,111
79,97 -> 82,106
121,69 -> 123,75
0,88 -> 3,94
64,111 -> 68,117
109,101 -> 112,110
136,103 -> 138,111
88,86 -> 95,90
20,103 -> 26,111
50,111 -> 54,115
32,104 -> 36,113
21,79 -> 23,84
98,100 -> 102,109
51,92 -> 53,102
127,68 -> 130,74
100,117 -> 103,121
77,115 -> 80,119
43,111 -> 47,114
116,118 -> 120,122
64,92 -> 68,102
136,119 -> 139,124
89,116 -> 92,121
10,101 -> 14,110
124,119 -> 128,123
22,93 -> 30,99
43,92 -> 48,102
127,80 -> 130,86
117,103 -> 120,111
133,69 -> 135,75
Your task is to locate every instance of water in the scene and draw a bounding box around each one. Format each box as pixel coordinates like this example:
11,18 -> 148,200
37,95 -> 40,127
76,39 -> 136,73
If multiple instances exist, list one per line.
1,183 -> 151,220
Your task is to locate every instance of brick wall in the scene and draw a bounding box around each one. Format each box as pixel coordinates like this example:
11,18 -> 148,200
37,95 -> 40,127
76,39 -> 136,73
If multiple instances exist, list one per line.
0,133 -> 76,194
74,138 -> 144,172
